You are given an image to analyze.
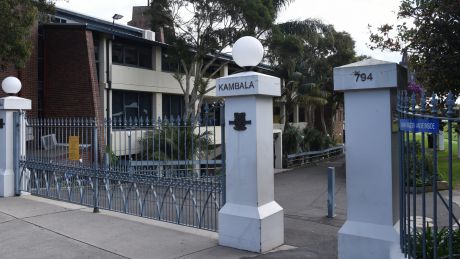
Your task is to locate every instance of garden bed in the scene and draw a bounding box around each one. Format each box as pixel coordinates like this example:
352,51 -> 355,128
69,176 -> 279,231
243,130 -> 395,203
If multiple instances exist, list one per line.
407,181 -> 449,193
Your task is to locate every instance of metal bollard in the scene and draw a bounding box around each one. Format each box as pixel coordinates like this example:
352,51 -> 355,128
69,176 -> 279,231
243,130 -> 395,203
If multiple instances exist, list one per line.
327,167 -> 335,218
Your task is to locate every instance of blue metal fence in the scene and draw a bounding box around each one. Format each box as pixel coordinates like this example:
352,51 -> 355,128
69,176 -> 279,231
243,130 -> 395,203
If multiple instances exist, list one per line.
16,103 -> 225,231
285,145 -> 344,168
397,91 -> 460,258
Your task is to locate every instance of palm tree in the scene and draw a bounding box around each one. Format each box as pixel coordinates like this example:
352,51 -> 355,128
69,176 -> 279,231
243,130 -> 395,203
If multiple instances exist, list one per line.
298,83 -> 329,133
267,19 -> 357,135
266,19 -> 332,130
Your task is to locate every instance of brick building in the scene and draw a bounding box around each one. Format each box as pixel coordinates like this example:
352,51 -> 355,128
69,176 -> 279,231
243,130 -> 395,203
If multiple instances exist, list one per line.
0,6 -> 344,147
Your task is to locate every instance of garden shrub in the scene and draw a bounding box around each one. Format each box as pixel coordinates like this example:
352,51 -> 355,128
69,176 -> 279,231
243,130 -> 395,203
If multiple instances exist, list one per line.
282,125 -> 336,155
302,127 -> 335,151
141,125 -> 212,161
282,124 -> 303,155
406,141 -> 446,187
415,226 -> 460,258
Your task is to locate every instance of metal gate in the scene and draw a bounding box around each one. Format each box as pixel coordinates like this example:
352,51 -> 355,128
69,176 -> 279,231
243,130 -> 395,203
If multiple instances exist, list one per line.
15,103 -> 225,231
398,91 -> 460,258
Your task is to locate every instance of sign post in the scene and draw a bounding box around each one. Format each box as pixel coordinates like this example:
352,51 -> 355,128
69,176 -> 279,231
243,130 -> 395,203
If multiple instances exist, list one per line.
334,59 -> 406,259
399,118 -> 439,133
217,70 -> 284,253
68,136 -> 80,161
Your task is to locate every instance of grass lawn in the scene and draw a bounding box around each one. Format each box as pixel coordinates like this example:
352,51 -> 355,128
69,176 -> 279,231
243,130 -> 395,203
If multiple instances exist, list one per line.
414,132 -> 460,189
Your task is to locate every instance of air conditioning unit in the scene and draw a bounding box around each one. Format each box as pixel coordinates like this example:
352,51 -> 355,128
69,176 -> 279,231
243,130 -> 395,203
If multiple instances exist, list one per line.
143,30 -> 155,41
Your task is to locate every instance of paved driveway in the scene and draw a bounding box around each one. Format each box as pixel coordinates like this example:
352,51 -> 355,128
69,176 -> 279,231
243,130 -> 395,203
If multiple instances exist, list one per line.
255,157 -> 346,259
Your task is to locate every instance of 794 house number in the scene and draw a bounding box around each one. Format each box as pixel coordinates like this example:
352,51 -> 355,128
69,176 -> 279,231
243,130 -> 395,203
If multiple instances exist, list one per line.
353,71 -> 373,82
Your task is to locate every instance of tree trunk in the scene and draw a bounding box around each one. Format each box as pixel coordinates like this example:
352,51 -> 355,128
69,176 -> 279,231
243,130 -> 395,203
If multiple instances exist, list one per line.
320,106 -> 328,134
308,105 -> 316,129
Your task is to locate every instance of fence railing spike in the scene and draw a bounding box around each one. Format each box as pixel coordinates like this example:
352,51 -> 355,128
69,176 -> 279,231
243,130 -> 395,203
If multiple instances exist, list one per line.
431,92 -> 438,114
403,90 -> 408,112
446,91 -> 455,116
410,92 -> 416,112
420,91 -> 426,113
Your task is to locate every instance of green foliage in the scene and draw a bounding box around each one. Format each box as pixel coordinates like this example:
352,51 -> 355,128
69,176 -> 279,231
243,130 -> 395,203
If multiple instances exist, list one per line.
302,127 -> 334,151
415,226 -> 460,258
369,0 -> 460,96
0,0 -> 54,68
266,19 -> 356,134
140,125 -> 212,161
406,141 -> 447,187
149,0 -> 172,34
104,145 -> 118,165
149,0 -> 292,119
282,125 -> 335,155
282,124 -> 302,155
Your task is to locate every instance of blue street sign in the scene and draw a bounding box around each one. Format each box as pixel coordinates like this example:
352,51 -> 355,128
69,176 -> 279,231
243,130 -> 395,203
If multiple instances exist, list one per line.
399,119 -> 439,133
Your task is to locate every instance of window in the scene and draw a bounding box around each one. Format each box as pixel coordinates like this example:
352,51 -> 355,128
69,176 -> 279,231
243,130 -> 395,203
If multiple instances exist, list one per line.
51,17 -> 67,23
112,43 -> 124,64
124,46 -> 138,66
112,90 -> 152,120
200,102 -> 222,126
161,52 -> 180,73
162,94 -> 184,118
203,60 -> 221,79
112,41 -> 152,69
139,47 -> 152,68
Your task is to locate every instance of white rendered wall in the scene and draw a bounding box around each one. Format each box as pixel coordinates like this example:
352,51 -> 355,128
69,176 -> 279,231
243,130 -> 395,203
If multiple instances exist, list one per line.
219,95 -> 284,252
343,89 -> 399,225
338,88 -> 401,259
112,65 -> 217,96
0,111 -> 15,197
224,96 -> 274,205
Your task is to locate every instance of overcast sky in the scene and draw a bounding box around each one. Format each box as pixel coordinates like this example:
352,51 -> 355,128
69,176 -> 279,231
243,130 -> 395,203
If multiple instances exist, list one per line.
55,0 -> 403,63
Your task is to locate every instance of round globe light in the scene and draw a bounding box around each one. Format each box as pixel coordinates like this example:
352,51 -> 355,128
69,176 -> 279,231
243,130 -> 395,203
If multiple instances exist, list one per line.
1,76 -> 22,95
232,36 -> 264,68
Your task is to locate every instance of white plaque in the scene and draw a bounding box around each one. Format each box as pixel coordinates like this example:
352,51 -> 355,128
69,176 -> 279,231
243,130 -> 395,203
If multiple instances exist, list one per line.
216,71 -> 281,97
334,59 -> 404,91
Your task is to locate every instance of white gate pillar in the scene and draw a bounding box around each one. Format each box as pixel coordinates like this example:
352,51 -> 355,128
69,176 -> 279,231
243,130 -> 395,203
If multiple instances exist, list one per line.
0,77 -> 31,197
333,59 -> 406,259
217,71 -> 284,253
217,36 -> 283,254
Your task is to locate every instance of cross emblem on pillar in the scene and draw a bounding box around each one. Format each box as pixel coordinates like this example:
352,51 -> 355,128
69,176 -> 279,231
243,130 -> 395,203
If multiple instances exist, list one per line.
229,112 -> 251,131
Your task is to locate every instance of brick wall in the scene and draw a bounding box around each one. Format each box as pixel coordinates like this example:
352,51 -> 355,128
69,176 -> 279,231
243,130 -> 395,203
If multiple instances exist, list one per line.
0,23 -> 39,117
43,26 -> 101,118
127,6 -> 150,30
43,26 -> 105,160
0,63 -> 19,90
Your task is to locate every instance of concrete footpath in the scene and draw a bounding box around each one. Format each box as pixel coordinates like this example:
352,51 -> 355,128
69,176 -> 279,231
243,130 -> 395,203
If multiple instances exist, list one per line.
0,158 -> 346,259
